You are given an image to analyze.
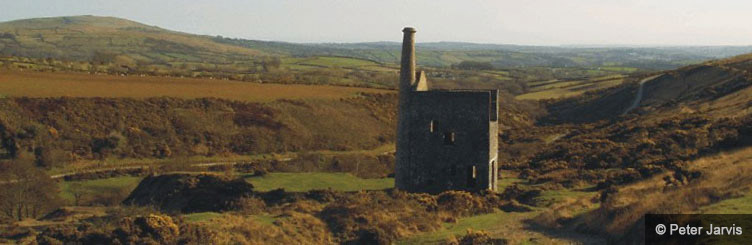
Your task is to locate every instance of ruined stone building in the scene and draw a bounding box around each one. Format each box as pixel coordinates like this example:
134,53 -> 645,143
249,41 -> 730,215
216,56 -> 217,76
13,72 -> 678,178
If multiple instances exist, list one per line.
394,27 -> 500,194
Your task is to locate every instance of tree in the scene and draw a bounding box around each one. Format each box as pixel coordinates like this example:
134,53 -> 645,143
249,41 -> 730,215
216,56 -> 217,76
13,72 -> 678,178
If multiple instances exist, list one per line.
0,160 -> 63,221
34,146 -> 70,169
69,182 -> 89,206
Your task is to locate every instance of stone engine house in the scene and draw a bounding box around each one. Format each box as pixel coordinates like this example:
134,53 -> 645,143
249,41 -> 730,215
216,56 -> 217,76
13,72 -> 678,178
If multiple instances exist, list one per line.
395,27 -> 500,194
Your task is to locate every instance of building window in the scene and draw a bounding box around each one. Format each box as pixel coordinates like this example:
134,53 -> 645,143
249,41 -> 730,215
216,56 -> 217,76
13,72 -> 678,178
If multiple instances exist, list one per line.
443,131 -> 455,145
466,165 -> 476,187
429,120 -> 438,133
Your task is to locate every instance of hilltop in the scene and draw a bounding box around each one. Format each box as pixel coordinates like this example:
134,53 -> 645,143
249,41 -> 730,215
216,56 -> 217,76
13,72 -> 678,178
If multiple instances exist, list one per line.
219,38 -> 752,69
0,15 -> 263,62
3,15 -> 752,70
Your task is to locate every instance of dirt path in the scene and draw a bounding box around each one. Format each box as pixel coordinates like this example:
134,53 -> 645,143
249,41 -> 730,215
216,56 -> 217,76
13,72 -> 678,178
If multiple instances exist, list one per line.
622,74 -> 662,115
44,143 -> 395,182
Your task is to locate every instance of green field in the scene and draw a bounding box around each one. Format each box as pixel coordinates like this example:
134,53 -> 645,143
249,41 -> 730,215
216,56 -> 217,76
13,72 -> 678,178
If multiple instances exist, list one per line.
517,75 -> 625,100
400,184 -> 599,244
699,190 -> 752,214
280,56 -> 397,74
245,172 -> 394,192
58,176 -> 143,202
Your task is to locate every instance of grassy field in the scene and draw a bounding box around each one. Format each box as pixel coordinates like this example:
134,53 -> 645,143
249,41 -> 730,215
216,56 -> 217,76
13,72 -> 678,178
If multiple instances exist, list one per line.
58,176 -> 143,202
398,211 -> 525,244
400,184 -> 600,244
282,56 -> 392,71
533,188 -> 597,208
516,75 -> 625,100
699,190 -> 752,214
245,172 -> 394,192
0,70 -> 391,102
396,210 -> 585,244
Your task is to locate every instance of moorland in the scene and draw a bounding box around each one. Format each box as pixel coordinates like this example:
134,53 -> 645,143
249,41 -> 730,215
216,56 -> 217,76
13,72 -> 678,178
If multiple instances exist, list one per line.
2,15 -> 752,244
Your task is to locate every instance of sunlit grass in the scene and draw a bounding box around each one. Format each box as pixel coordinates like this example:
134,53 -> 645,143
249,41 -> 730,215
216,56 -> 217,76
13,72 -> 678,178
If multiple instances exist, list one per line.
58,176 -> 143,202
183,212 -> 222,223
699,190 -> 752,214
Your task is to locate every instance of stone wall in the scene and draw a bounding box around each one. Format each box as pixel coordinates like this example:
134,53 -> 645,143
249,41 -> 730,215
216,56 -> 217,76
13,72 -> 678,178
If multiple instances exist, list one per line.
400,90 -> 495,194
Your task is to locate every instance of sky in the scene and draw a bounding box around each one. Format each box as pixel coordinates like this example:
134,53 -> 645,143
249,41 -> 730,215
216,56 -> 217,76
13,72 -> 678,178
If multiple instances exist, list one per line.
1,0 -> 751,46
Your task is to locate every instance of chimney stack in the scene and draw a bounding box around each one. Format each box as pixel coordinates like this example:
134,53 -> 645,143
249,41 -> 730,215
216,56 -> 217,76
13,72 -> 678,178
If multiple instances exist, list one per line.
399,27 -> 417,90
395,27 -> 416,191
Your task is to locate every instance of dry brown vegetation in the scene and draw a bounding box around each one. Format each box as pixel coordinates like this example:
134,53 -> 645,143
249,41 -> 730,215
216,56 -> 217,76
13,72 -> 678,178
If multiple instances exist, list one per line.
0,93 -> 396,166
492,54 -> 752,244
501,55 -> 752,188
500,113 -> 752,191
520,147 -> 752,244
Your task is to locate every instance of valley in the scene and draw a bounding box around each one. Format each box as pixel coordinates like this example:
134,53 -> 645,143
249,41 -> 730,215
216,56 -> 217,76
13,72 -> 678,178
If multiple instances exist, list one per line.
2,14 -> 752,245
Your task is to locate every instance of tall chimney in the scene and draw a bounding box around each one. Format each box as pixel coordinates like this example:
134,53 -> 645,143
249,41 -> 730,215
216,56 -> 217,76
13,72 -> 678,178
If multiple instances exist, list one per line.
395,27 -> 416,191
399,27 -> 417,90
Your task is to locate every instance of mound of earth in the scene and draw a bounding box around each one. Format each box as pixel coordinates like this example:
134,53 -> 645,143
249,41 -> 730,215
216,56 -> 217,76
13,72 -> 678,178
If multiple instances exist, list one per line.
123,174 -> 254,213
40,207 -> 108,222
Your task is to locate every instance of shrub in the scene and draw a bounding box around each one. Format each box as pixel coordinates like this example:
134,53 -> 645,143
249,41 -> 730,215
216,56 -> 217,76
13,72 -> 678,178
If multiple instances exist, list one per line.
436,191 -> 497,217
230,196 -> 266,215
319,191 -> 442,243
113,214 -> 180,244
451,229 -> 507,245
0,159 -> 63,221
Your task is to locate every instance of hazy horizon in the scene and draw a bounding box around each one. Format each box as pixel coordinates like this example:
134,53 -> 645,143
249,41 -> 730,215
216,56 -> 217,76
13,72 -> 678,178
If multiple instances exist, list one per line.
2,0 -> 752,46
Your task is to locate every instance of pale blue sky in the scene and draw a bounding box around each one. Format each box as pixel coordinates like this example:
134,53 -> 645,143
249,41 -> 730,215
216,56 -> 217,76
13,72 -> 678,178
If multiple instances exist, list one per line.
1,0 -> 751,45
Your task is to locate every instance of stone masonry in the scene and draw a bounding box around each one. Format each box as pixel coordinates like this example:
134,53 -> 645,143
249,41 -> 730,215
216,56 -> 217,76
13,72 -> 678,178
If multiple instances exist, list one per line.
394,27 -> 500,194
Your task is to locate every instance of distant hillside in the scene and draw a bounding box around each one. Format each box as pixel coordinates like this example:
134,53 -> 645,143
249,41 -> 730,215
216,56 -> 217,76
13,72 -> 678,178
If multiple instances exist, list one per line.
3,15 -> 752,71
2,15 -> 752,91
0,15 -> 263,63
543,53 -> 752,123
216,38 -> 752,69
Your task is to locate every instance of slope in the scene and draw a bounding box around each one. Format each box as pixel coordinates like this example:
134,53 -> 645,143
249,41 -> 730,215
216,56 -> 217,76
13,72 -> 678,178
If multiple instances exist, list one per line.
543,53 -> 752,123
0,15 -> 263,63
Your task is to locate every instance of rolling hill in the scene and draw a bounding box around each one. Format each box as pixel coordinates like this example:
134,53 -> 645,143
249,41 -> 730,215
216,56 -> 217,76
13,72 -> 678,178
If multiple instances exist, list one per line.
0,15 -> 263,63
541,53 -> 752,123
217,37 -> 752,69
3,15 -> 752,70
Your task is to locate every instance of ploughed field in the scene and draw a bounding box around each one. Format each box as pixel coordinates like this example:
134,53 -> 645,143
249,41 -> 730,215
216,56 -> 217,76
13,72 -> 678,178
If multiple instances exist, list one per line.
0,70 -> 392,102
